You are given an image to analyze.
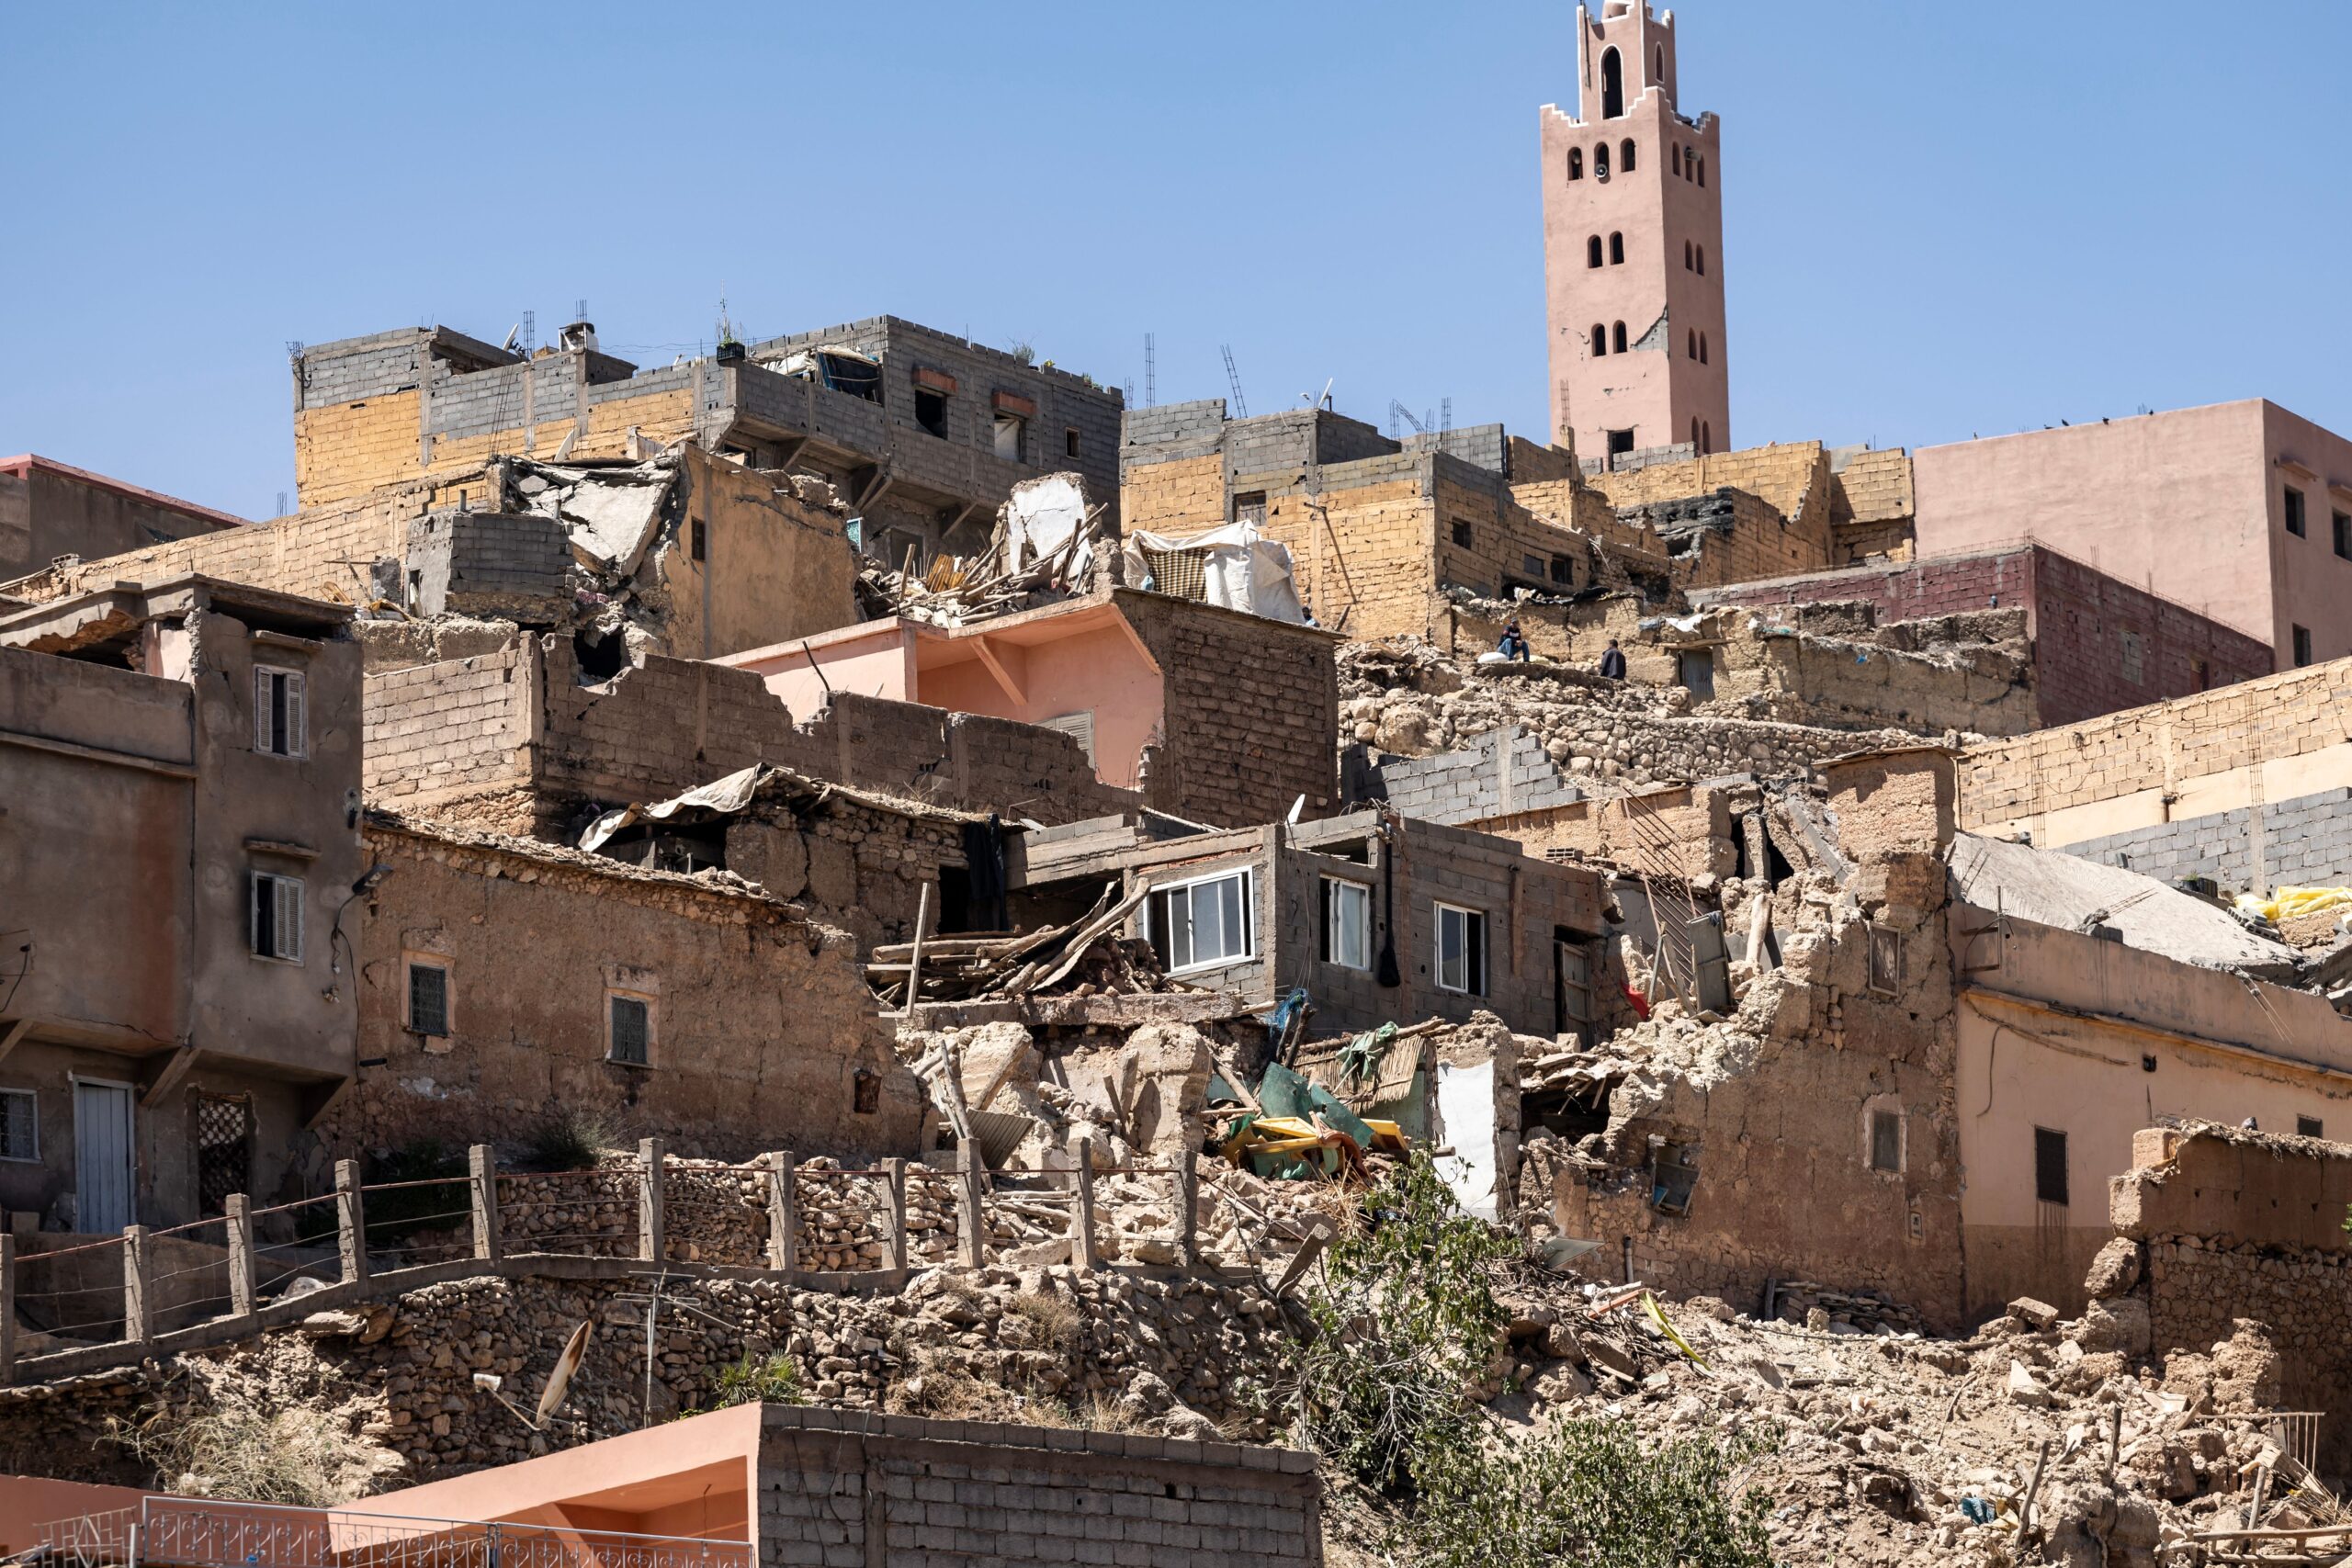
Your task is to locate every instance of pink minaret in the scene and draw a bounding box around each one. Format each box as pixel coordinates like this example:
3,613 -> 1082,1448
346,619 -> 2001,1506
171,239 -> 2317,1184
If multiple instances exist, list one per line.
1540,1 -> 1727,463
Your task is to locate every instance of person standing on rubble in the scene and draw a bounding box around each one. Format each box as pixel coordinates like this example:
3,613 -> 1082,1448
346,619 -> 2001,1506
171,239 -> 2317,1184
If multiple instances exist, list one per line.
1498,619 -> 1532,662
1599,637 -> 1627,680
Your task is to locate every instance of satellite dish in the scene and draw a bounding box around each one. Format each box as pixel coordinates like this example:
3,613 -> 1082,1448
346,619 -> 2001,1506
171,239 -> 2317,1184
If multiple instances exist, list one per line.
536,1320 -> 594,1427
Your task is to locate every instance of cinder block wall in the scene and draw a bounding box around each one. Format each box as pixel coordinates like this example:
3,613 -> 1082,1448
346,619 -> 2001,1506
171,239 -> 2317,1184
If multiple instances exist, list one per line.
756,1405 -> 1322,1568
1347,726 -> 1582,825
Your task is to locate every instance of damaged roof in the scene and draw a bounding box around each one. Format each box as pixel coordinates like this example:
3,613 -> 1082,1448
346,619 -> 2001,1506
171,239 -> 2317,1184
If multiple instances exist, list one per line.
1948,831 -> 2302,979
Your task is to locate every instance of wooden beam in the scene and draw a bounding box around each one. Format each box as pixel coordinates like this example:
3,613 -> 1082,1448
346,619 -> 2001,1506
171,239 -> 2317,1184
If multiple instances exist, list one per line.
968,635 -> 1027,707
0,1020 -> 31,1069
141,1043 -> 202,1108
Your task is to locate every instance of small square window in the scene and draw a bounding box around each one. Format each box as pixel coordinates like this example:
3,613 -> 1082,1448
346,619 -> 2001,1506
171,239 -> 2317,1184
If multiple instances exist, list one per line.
253,666 -> 306,758
1551,553 -> 1575,584
2033,1126 -> 2068,1207
2284,485 -> 2306,537
407,961 -> 449,1037
1319,877 -> 1371,970
1451,520 -> 1475,548
1233,491 -> 1267,526
1869,1109 -> 1902,1173
1064,427 -> 1081,459
1522,553 -> 1545,578
2293,625 -> 2313,667
0,1089 -> 37,1162
2299,1115 -> 2324,1139
914,388 -> 949,439
690,519 -> 707,562
1435,903 -> 1487,996
250,872 -> 304,963
608,994 -> 652,1066
2335,512 -> 2351,562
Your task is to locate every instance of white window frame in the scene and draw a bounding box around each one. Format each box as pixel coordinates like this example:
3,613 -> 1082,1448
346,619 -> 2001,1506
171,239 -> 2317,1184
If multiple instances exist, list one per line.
250,871 -> 305,964
1434,902 -> 1487,996
404,954 -> 452,1038
253,664 -> 307,760
1319,876 -> 1372,971
1144,867 -> 1256,976
605,989 -> 656,1067
0,1087 -> 38,1163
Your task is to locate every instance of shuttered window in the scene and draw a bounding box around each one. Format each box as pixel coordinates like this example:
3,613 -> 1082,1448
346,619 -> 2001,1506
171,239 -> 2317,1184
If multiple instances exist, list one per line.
608,995 -> 651,1066
250,873 -> 304,962
408,962 -> 449,1036
253,666 -> 305,758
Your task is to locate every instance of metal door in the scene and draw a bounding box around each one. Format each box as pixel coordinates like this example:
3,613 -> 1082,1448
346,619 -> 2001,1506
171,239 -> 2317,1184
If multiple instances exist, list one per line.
74,1079 -> 135,1234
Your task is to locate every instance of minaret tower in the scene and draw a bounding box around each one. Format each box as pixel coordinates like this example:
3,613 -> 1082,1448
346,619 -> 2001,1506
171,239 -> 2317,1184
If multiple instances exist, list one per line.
1540,2 -> 1727,463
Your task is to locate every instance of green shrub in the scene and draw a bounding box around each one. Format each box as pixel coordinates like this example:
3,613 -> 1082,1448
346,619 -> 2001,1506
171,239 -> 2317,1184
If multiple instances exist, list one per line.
522,1106 -> 617,1172
703,1352 -> 803,1409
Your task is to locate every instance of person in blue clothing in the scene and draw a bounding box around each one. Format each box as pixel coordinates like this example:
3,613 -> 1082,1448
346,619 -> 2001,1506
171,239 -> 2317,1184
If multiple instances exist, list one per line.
1498,619 -> 1531,662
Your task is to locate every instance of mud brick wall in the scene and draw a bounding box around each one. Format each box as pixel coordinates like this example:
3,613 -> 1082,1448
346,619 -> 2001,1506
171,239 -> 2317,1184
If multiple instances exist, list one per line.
758,1406 -> 1321,1568
1117,592 -> 1338,827
1589,439 -> 1830,523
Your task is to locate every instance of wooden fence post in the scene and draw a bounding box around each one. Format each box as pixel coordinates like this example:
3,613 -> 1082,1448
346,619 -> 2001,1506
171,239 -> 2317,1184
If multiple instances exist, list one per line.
883,1157 -> 908,1271
638,1138 -> 665,1263
469,1145 -> 502,1262
956,1145 -> 985,1269
765,1152 -> 797,1273
1172,1155 -> 1199,1269
123,1225 -> 153,1346
0,1234 -> 15,1382
224,1194 -> 256,1318
334,1159 -> 368,1291
1071,1139 -> 1099,1273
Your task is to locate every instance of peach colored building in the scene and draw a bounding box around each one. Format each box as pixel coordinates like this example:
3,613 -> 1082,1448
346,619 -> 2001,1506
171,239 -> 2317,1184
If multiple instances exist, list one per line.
718,587 -> 1342,830
1912,399 -> 2352,670
1540,1 -> 1728,463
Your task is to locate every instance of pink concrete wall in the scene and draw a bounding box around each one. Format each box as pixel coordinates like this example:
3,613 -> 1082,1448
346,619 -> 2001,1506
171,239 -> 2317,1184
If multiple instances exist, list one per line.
916,621 -> 1163,791
723,621 -> 913,717
1913,399 -> 2352,664
0,1478 -> 153,1551
1540,0 -> 1728,458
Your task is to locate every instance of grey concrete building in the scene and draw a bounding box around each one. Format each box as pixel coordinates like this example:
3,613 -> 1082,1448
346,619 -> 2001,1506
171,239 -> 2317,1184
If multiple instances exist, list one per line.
0,454 -> 246,586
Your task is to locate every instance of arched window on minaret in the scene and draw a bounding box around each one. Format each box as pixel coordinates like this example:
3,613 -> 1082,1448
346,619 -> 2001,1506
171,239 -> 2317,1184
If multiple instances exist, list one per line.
1590,324 -> 1608,357
1683,146 -> 1695,181
1567,148 -> 1584,181
1621,139 -> 1636,173
1594,141 -> 1610,180
1609,232 -> 1624,265
1588,236 -> 1604,269
1695,154 -> 1706,187
1700,333 -> 1710,365
1601,48 -> 1624,118
1702,421 -> 1712,453
1656,44 -> 1665,85
1696,244 -> 1706,276
1683,241 -> 1693,271
1686,330 -> 1697,360
1611,321 -> 1628,354
1690,418 -> 1700,448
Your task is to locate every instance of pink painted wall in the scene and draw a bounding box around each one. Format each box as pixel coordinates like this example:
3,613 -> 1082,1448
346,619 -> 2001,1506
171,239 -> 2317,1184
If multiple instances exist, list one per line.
1912,399 -> 2352,666
0,1477 -> 153,1551
722,620 -> 914,716
1540,0 -> 1728,458
916,620 -> 1164,792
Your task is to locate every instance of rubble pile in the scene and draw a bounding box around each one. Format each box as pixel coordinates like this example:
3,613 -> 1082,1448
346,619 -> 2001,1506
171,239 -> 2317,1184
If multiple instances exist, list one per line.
1340,637 -> 1928,792
1477,1268 -> 2321,1568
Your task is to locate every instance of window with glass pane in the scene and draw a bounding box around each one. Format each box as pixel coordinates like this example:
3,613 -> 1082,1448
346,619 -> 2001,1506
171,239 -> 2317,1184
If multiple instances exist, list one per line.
1435,903 -> 1487,995
0,1089 -> 35,1161
609,995 -> 650,1066
408,962 -> 448,1036
1145,871 -> 1253,973
1320,878 -> 1370,969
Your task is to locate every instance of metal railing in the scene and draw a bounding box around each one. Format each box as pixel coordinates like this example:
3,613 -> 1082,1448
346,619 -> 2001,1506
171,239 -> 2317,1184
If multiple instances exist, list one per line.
36,1496 -> 751,1568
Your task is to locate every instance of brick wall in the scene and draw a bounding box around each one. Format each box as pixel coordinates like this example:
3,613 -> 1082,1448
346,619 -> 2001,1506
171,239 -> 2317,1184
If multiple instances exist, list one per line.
1960,654 -> 2352,826
756,1404 -> 1321,1568
1827,446 -> 1914,526
1587,439 -> 1829,523
1117,591 -> 1339,826
1121,454 -> 1226,533
2054,786 -> 2352,891
1701,545 -> 2274,728
1345,725 -> 1583,823
363,641 -> 538,824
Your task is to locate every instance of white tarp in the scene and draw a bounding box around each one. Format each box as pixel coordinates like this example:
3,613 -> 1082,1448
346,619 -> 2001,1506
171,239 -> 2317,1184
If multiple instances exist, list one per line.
1120,523 -> 1307,624
579,763 -> 768,853
1432,1059 -> 1499,1221
1003,472 -> 1092,582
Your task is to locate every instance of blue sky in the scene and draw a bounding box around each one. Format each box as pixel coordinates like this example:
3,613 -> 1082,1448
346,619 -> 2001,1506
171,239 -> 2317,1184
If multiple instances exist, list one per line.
4,2 -> 2348,518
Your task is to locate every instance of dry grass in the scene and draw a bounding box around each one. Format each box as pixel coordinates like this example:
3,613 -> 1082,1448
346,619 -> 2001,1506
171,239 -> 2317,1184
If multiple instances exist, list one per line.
888,1350 -> 1143,1436
108,1379 -> 401,1506
1004,1289 -> 1082,1353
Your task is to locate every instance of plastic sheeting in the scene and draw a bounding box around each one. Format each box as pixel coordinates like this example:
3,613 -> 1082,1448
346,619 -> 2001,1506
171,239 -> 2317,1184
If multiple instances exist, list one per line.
1003,472 -> 1092,582
1433,1059 -> 1499,1221
2235,886 -> 2352,923
579,762 -> 767,853
1120,523 -> 1307,624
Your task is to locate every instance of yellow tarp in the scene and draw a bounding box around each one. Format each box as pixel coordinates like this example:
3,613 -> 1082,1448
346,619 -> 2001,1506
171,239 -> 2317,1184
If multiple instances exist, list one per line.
2235,886 -> 2352,923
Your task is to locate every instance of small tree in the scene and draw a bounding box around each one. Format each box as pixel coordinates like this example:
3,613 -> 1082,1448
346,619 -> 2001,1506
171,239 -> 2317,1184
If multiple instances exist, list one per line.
1285,1148 -> 1519,1491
